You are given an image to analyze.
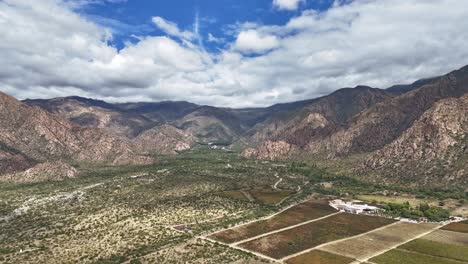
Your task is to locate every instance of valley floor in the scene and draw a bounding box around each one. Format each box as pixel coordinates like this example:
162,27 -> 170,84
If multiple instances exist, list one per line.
0,147 -> 466,264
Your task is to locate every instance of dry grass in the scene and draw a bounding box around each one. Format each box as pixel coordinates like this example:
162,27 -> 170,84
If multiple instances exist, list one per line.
238,213 -> 395,259
249,187 -> 295,205
285,250 -> 354,264
319,222 -> 437,260
209,200 -> 336,244
220,190 -> 250,201
450,204 -> 468,218
138,238 -> 268,264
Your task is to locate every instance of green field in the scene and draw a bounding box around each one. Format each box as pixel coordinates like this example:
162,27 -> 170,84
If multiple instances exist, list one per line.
399,239 -> 468,262
319,222 -> 437,260
371,249 -> 462,264
357,194 -> 433,207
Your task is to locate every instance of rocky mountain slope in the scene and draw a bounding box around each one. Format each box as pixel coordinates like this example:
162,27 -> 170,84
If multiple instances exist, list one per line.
132,125 -> 194,155
25,98 -> 264,145
6,65 -> 468,186
363,94 -> 467,187
24,97 -> 158,138
24,95 -> 321,147
0,92 -> 151,181
243,65 -> 468,186
242,86 -> 393,157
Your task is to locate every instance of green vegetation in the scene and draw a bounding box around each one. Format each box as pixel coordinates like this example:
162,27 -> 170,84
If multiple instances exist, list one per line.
399,239 -> 468,262
0,147 -> 464,263
382,202 -> 450,221
371,249 -> 462,264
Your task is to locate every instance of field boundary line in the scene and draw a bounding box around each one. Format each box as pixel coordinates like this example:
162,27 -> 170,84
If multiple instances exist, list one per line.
203,198 -> 316,238
233,212 -> 341,246
280,219 -> 402,261
357,223 -> 444,262
200,236 -> 281,263
436,228 -> 468,235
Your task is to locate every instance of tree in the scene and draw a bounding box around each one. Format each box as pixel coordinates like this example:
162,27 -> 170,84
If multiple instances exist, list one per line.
419,203 -> 430,212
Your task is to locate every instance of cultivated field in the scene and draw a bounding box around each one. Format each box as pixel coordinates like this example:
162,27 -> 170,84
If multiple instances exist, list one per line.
285,249 -> 354,264
208,200 -> 336,244
399,238 -> 468,262
370,249 -> 463,264
441,220 -> 468,233
370,221 -> 468,264
1,146 -> 466,263
238,213 -> 396,259
422,229 -> 468,246
318,222 -> 438,261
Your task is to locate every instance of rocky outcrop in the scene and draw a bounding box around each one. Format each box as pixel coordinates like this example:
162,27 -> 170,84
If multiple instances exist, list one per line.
133,124 -> 194,155
24,97 -> 156,138
320,66 -> 468,157
362,95 -> 468,186
242,140 -> 297,160
242,65 -> 468,186
1,161 -> 77,182
0,91 -> 152,181
0,148 -> 35,175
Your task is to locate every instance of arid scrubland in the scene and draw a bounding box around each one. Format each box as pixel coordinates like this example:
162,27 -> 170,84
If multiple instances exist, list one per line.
1,147 -> 466,263
0,148 -> 305,263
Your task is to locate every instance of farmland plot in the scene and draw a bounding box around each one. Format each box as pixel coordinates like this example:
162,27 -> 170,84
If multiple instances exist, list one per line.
441,220 -> 468,233
371,249 -> 463,264
422,229 -> 468,246
238,213 -> 396,259
285,250 -> 354,264
208,200 -> 336,244
399,239 -> 468,262
318,222 -> 437,260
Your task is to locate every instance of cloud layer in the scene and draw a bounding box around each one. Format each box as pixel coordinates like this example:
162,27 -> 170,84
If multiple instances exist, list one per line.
1,0 -> 468,107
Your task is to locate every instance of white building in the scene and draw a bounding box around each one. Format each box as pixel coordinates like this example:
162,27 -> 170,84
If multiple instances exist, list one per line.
330,199 -> 379,214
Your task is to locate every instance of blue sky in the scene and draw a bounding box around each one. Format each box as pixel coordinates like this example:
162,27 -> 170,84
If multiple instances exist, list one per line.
1,0 -> 468,107
81,0 -> 334,51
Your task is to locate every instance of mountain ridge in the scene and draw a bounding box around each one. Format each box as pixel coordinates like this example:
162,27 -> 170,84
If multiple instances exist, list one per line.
2,65 -> 467,186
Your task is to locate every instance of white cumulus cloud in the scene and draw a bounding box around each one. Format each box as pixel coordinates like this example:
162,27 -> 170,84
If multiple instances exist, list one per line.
1,0 -> 468,108
273,0 -> 305,10
234,30 -> 280,54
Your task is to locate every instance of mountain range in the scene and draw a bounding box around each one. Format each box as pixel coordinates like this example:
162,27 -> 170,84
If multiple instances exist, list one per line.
1,65 -> 467,186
